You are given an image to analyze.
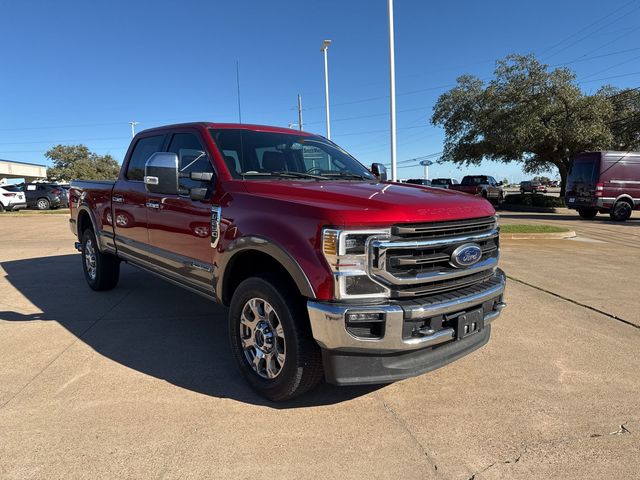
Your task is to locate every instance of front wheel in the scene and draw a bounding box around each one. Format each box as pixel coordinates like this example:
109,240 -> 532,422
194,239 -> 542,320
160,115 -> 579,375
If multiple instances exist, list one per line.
578,207 -> 598,220
609,201 -> 632,222
228,274 -> 323,401
81,229 -> 120,290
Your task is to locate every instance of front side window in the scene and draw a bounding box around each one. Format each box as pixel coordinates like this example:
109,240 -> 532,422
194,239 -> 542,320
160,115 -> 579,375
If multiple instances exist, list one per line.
167,132 -> 213,191
126,135 -> 165,181
209,129 -> 375,181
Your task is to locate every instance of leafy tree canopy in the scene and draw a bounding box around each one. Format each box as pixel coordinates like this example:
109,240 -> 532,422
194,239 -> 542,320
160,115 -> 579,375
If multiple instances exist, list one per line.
431,54 -> 640,193
45,144 -> 120,181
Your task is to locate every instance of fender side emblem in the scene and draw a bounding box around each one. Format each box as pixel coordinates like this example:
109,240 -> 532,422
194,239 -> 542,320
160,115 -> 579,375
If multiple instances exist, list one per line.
211,205 -> 222,248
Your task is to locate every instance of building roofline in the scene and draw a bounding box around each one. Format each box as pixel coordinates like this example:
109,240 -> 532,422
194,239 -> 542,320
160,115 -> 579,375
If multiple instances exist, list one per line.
0,159 -> 47,168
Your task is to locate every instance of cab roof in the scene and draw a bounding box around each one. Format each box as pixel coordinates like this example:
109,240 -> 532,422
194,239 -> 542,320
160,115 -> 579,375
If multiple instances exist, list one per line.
138,122 -> 318,137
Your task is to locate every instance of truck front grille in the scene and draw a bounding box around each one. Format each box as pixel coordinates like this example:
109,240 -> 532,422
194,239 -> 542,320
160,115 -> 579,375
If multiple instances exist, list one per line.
369,216 -> 499,298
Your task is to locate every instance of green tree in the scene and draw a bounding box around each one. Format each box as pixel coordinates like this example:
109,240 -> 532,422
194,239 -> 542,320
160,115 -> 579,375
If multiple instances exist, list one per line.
45,144 -> 120,181
431,54 -> 640,195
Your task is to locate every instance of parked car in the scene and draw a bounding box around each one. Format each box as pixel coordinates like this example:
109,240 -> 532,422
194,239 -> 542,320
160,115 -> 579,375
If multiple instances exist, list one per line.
0,184 -> 27,212
449,175 -> 504,203
430,178 -> 459,189
566,151 -> 640,221
520,181 -> 547,194
547,180 -> 559,188
70,122 -> 506,401
405,178 -> 431,186
23,183 -> 69,210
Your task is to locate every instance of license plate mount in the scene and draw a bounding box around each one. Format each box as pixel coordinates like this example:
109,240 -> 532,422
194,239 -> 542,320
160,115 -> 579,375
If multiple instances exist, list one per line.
454,308 -> 484,340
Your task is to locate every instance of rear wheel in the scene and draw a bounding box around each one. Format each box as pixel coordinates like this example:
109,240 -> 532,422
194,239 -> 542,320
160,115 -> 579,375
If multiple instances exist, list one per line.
0,203 -> 5,213
578,207 -> 598,220
228,274 -> 323,401
81,229 -> 120,290
36,198 -> 50,210
609,200 -> 632,222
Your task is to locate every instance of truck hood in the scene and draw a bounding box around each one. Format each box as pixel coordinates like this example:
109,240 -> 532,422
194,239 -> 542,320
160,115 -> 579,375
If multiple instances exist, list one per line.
242,180 -> 495,226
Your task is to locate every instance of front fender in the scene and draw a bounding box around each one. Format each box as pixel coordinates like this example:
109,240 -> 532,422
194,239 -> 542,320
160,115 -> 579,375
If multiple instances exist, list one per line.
217,235 -> 317,302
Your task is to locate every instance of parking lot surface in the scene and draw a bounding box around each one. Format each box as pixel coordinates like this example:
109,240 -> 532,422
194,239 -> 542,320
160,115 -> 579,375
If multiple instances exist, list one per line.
1,215 -> 638,479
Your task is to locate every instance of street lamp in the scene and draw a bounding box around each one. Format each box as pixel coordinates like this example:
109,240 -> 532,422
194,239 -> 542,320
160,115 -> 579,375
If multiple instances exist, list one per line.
129,121 -> 140,138
320,39 -> 332,139
387,0 -> 397,181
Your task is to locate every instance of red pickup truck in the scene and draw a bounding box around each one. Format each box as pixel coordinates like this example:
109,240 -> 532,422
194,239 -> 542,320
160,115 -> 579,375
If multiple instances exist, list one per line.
69,123 -> 506,401
449,175 -> 504,203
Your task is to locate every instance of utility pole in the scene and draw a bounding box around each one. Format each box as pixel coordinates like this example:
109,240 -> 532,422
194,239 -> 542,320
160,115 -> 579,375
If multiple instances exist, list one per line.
129,121 -> 140,138
236,60 -> 242,124
297,94 -> 304,131
320,40 -> 332,139
387,0 -> 397,181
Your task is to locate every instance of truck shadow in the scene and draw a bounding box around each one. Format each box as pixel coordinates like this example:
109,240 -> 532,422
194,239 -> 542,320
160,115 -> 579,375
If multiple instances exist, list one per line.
0,254 -> 381,408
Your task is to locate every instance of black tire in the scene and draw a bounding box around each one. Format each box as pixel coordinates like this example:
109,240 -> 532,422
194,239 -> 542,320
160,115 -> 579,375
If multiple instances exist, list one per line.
0,203 -> 5,213
609,200 -> 632,222
228,274 -> 323,401
578,207 -> 598,220
81,228 -> 120,291
36,198 -> 50,210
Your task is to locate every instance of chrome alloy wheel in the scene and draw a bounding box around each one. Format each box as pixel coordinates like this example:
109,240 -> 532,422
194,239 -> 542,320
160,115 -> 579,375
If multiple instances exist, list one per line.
239,298 -> 286,379
84,238 -> 97,281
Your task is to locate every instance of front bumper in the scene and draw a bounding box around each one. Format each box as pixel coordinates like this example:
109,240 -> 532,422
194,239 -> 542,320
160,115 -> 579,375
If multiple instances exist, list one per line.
307,269 -> 506,385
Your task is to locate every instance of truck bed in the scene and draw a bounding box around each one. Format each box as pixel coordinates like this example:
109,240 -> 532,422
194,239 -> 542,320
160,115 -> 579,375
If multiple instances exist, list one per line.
69,179 -> 116,247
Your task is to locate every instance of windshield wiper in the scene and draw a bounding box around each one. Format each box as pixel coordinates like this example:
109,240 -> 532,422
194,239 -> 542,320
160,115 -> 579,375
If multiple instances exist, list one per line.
320,172 -> 373,181
240,171 -> 325,180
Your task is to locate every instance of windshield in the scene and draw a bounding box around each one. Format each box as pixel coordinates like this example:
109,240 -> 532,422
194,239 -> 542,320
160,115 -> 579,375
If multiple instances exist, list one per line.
431,179 -> 449,185
209,129 -> 376,181
461,176 -> 487,186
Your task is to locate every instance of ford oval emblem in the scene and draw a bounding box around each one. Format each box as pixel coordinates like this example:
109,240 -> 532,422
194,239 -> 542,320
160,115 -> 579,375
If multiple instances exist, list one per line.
450,243 -> 483,268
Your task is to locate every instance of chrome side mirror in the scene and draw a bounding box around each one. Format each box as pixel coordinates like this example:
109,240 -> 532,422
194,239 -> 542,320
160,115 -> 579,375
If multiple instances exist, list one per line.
371,163 -> 388,181
144,152 -> 179,195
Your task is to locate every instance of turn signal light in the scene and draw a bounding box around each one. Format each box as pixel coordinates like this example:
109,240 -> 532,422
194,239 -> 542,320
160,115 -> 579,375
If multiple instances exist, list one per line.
322,229 -> 338,256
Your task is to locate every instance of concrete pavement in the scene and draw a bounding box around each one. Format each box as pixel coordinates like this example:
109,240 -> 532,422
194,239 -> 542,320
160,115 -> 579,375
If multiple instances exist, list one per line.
0,215 -> 638,479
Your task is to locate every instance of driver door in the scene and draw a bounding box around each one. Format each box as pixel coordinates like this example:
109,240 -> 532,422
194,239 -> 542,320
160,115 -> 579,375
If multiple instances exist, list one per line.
146,129 -> 217,295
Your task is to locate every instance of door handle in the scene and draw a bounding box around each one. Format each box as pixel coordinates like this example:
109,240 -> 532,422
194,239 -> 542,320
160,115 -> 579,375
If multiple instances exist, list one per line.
146,201 -> 161,209
112,194 -> 124,203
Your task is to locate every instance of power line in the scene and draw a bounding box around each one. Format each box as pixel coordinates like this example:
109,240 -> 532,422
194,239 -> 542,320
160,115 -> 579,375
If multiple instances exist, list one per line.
540,0 -> 640,58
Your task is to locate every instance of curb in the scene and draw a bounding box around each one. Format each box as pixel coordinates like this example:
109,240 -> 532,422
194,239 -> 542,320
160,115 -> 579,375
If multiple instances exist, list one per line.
497,205 -> 559,213
501,230 -> 576,240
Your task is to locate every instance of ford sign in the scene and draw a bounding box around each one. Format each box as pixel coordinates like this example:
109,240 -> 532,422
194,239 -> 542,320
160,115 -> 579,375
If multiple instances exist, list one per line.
450,243 -> 483,268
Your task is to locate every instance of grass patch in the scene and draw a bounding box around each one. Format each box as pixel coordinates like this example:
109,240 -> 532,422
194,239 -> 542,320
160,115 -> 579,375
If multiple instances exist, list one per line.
1,208 -> 70,215
504,193 -> 565,208
501,224 -> 571,234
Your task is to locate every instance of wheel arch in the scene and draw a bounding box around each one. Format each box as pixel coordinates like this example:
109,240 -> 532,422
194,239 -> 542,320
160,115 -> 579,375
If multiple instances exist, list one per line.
219,238 -> 315,306
614,194 -> 634,207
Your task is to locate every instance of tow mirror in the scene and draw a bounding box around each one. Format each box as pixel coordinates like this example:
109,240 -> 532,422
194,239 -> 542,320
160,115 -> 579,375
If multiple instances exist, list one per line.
144,152 -> 179,195
371,163 -> 388,181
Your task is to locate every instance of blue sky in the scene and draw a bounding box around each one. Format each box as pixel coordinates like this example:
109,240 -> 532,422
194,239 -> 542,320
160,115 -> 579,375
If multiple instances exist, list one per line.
1,0 -> 639,182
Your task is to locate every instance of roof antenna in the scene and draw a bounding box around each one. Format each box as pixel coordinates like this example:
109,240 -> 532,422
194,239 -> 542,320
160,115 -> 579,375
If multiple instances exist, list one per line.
236,60 -> 242,124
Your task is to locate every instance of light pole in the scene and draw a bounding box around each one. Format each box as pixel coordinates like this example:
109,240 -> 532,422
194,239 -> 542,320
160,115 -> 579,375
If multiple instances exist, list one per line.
387,0 -> 397,181
129,121 -> 140,138
320,39 -> 332,139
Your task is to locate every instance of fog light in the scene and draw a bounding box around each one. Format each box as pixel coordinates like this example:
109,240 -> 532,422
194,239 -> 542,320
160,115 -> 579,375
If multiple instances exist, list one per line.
345,311 -> 385,339
346,312 -> 384,323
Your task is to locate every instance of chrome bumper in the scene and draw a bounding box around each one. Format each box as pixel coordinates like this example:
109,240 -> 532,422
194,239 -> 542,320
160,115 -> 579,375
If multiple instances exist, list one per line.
308,269 -> 506,353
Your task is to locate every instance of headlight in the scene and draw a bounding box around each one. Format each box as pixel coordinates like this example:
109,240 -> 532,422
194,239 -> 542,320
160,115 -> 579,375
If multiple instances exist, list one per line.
322,228 -> 391,300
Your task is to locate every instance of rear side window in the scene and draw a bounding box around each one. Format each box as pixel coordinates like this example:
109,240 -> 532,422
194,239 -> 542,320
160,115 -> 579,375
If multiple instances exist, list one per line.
126,135 -> 165,181
167,132 -> 213,191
